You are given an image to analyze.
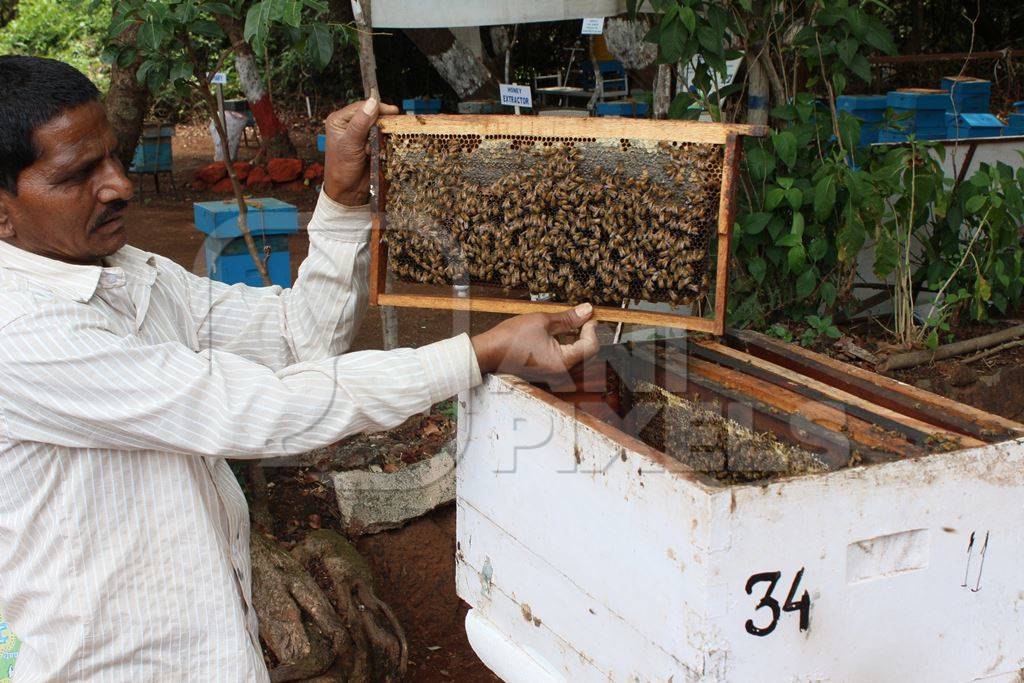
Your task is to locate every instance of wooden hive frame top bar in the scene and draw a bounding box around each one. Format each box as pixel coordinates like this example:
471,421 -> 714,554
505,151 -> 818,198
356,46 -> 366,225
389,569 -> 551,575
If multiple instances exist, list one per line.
377,114 -> 767,145
369,114 -> 767,334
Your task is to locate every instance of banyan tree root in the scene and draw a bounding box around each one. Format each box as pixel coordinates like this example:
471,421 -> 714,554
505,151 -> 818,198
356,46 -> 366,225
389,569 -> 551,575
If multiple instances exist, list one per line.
250,530 -> 408,682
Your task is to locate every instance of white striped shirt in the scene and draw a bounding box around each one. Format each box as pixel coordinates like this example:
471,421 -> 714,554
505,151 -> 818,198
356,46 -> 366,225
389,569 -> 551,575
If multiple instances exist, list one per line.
0,192 -> 481,682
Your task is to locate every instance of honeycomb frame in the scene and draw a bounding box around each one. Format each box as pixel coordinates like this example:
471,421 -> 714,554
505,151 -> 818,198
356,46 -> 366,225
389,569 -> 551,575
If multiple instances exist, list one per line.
369,115 -> 765,334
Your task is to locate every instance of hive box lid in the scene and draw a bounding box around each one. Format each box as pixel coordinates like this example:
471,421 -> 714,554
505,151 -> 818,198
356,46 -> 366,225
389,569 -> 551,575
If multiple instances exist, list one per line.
888,88 -> 949,109
948,112 -> 1003,128
194,198 -> 299,238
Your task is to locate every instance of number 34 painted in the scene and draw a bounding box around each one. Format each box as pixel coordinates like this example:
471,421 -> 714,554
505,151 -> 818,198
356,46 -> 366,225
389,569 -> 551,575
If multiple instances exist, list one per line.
745,568 -> 811,637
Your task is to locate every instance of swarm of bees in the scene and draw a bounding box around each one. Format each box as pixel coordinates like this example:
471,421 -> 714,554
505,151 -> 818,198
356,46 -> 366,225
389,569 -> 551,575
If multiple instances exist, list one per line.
380,131 -> 724,306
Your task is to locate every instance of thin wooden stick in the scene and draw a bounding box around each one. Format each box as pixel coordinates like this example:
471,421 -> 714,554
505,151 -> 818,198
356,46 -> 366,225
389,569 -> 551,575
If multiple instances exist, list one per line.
963,338 -> 1024,365
878,324 -> 1024,372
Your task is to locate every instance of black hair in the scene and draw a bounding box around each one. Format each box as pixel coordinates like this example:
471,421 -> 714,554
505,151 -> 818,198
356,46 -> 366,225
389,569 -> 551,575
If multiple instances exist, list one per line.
0,56 -> 101,195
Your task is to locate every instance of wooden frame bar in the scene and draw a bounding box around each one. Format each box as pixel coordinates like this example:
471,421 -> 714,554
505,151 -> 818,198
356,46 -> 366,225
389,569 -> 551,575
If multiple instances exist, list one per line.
377,114 -> 766,144
368,115 -> 762,332
726,329 -> 1024,442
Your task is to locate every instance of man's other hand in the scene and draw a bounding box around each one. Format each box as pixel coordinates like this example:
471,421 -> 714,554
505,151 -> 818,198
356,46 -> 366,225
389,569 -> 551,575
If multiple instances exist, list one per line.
471,303 -> 600,380
323,98 -> 399,207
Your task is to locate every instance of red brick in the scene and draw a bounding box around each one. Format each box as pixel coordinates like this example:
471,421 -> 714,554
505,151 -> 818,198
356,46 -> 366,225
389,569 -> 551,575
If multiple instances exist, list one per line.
267,157 -> 302,183
196,162 -> 227,184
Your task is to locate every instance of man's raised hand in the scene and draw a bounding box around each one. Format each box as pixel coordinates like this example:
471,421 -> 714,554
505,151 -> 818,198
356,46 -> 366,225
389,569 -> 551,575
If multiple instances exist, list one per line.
323,98 -> 399,207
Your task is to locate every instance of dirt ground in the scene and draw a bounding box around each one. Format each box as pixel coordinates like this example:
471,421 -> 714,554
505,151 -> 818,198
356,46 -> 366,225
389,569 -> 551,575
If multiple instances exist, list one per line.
124,121 -> 1024,681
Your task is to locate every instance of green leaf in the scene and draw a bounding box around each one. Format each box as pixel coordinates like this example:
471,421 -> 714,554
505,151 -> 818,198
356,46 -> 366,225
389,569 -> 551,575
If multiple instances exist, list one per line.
837,38 -> 858,66
808,235 -> 828,261
795,268 -> 817,298
925,329 -> 940,350
745,145 -> 775,181
849,54 -> 872,82
743,212 -> 772,235
785,187 -> 804,210
307,23 -> 334,69
873,233 -> 899,278
748,256 -> 767,284
772,131 -> 798,169
820,281 -> 838,308
791,211 -> 805,237
281,0 -> 302,27
969,171 -> 990,188
679,6 -> 696,33
965,194 -> 986,214
245,0 -> 274,52
191,19 -> 224,38
169,61 -> 194,83
788,245 -> 806,273
813,175 -> 837,220
137,20 -> 165,51
204,2 -> 236,16
697,26 -> 721,55
135,59 -> 156,85
668,92 -> 697,119
777,233 -> 802,248
765,187 -> 786,210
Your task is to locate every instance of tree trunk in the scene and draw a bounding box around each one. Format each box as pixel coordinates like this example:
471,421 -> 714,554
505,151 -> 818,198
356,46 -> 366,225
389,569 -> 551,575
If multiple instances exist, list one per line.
216,14 -> 297,158
745,52 -> 770,125
403,28 -> 500,100
104,20 -> 150,170
0,0 -> 17,29
653,64 -> 672,118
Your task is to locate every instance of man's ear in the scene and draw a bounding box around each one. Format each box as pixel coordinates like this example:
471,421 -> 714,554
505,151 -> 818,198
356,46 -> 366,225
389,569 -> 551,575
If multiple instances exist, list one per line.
0,191 -> 14,239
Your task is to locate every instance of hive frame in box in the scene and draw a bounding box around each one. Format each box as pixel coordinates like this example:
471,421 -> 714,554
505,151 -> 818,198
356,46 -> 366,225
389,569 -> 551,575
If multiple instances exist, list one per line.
368,115 -> 766,335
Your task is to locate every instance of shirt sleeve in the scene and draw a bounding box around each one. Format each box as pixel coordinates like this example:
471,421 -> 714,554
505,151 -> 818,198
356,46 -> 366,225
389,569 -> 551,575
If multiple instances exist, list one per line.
183,191 -> 371,370
0,306 -> 481,458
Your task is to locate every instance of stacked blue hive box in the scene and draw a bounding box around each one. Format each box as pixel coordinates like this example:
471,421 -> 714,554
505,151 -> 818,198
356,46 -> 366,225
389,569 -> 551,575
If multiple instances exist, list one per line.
595,100 -> 650,118
403,97 -> 442,114
940,76 -> 991,115
194,198 -> 298,288
880,88 -> 949,141
129,125 -> 174,173
947,112 -> 1004,139
837,95 -> 887,146
317,134 -> 327,153
1006,101 -> 1024,136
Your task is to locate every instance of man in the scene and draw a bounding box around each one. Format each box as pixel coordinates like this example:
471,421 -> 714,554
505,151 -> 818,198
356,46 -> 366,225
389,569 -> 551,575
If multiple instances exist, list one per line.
0,56 -> 598,681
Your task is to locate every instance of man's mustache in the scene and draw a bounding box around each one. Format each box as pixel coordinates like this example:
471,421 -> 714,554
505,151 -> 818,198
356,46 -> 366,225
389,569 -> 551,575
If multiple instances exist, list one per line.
91,200 -> 129,231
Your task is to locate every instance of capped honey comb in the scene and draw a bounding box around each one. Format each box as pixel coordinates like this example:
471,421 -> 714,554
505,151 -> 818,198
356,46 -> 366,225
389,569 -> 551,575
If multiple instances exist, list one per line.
380,131 -> 722,307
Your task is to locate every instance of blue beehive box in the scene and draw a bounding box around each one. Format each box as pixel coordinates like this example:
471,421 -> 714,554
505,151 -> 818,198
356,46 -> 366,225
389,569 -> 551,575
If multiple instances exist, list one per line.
194,198 -> 299,239
129,124 -> 174,173
402,97 -> 442,114
837,95 -> 887,146
878,126 -> 947,143
947,113 -> 1004,139
595,101 -> 650,118
887,89 -> 949,129
1004,113 -> 1024,136
940,76 -> 991,114
317,134 -> 327,153
204,233 -> 292,288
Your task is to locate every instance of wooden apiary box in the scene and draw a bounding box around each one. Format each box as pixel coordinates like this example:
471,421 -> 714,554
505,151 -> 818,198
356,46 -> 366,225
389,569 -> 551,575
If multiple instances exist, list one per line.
454,333 -> 1024,682
369,115 -> 765,334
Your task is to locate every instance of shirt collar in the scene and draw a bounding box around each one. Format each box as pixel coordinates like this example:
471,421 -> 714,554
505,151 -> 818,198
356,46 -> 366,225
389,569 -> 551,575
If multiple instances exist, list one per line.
0,240 -> 156,303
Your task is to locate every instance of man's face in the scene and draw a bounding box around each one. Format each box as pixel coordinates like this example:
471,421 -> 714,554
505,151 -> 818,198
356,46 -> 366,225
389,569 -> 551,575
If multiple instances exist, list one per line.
0,100 -> 134,265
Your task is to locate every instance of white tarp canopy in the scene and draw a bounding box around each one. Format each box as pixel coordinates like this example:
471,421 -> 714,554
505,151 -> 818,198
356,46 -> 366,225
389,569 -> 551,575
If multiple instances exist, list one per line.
368,0 -> 628,28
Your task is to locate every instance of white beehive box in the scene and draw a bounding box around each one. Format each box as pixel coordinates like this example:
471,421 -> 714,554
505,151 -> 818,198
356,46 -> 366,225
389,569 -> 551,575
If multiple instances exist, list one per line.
455,371 -> 1024,682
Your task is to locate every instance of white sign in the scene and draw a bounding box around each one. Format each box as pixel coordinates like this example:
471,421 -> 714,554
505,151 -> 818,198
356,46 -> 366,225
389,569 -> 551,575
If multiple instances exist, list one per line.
581,17 -> 605,35
499,84 -> 533,108
211,72 -> 228,85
